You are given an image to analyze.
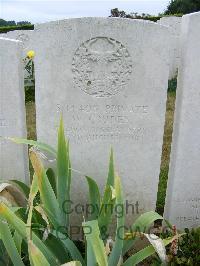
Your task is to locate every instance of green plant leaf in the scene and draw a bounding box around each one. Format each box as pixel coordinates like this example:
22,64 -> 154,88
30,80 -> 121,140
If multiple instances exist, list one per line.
34,205 -> 50,228
83,220 -> 108,266
85,176 -> 100,220
108,174 -> 124,266
46,168 -> 57,196
123,244 -> 157,266
163,219 -> 173,230
44,233 -> 71,264
29,174 -> 39,202
29,240 -> 50,266
0,203 -> 59,265
86,241 -> 96,266
98,149 -> 116,235
122,235 -> 182,266
27,174 -> 39,241
0,218 -> 24,266
0,237 -> 10,265
107,148 -> 115,187
144,233 -> 167,263
123,211 -> 163,255
51,230 -> 85,266
7,137 -> 56,156
98,185 -> 115,236
30,150 -> 62,228
13,230 -> 22,255
57,116 -> 71,227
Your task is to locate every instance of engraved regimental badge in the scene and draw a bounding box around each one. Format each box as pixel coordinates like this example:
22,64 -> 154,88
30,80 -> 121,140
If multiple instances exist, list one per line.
72,37 -> 133,97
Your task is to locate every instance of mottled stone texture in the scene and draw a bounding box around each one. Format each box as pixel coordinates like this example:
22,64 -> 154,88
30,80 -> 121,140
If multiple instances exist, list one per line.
158,16 -> 182,34
35,18 -> 172,225
0,30 -> 34,55
164,12 -> 200,229
0,38 -> 29,183
158,16 -> 182,79
0,30 -> 34,80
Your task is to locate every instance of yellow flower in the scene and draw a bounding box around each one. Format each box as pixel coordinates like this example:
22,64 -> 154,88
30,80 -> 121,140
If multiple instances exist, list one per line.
27,50 -> 35,59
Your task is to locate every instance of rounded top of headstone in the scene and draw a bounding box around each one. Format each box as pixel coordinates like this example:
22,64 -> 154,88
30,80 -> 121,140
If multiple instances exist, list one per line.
35,17 -> 172,33
0,37 -> 22,43
182,11 -> 200,24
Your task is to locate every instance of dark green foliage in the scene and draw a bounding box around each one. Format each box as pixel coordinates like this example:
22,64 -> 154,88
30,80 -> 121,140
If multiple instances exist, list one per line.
110,8 -> 128,18
0,240 -> 11,266
156,166 -> 169,215
168,76 -> 178,92
17,21 -> 31,26
110,8 -> 162,22
165,0 -> 200,15
46,168 -> 57,196
150,227 -> 200,265
165,227 -> 200,265
0,24 -> 34,33
25,59 -> 34,80
141,16 -> 163,22
0,19 -> 16,26
25,86 -> 35,103
110,8 -> 183,22
0,18 -> 31,27
173,227 -> 200,265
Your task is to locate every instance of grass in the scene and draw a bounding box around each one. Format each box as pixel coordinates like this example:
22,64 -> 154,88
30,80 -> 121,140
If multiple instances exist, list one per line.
26,101 -> 36,140
25,87 -> 176,214
157,90 -> 176,214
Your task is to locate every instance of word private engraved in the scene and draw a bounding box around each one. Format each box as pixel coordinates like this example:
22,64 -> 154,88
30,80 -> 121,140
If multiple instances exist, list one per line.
72,37 -> 133,97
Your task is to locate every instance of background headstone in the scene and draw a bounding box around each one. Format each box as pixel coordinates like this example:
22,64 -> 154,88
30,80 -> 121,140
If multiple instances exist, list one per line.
0,38 -> 29,183
35,18 -> 172,225
0,30 -> 34,86
158,16 -> 182,79
158,16 -> 182,35
0,30 -> 34,54
164,12 -> 200,229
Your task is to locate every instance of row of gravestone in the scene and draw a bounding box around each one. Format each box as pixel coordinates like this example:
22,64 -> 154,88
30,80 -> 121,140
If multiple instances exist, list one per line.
0,16 -> 182,81
0,14 -> 199,230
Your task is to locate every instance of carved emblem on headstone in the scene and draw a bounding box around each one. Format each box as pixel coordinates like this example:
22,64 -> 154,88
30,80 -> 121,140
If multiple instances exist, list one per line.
72,37 -> 133,97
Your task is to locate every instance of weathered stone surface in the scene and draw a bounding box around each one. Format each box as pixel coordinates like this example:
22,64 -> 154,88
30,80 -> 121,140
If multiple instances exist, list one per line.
158,16 -> 182,34
0,30 -> 34,54
0,30 -> 34,82
158,16 -> 182,79
35,18 -> 172,225
164,12 -> 200,229
0,38 -> 29,183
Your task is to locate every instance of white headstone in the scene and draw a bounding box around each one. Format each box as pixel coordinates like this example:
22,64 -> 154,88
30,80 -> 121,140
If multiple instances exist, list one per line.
0,30 -> 34,83
158,16 -> 182,34
164,12 -> 200,229
35,18 -> 172,225
158,16 -> 182,79
0,38 -> 29,183
0,30 -> 34,55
